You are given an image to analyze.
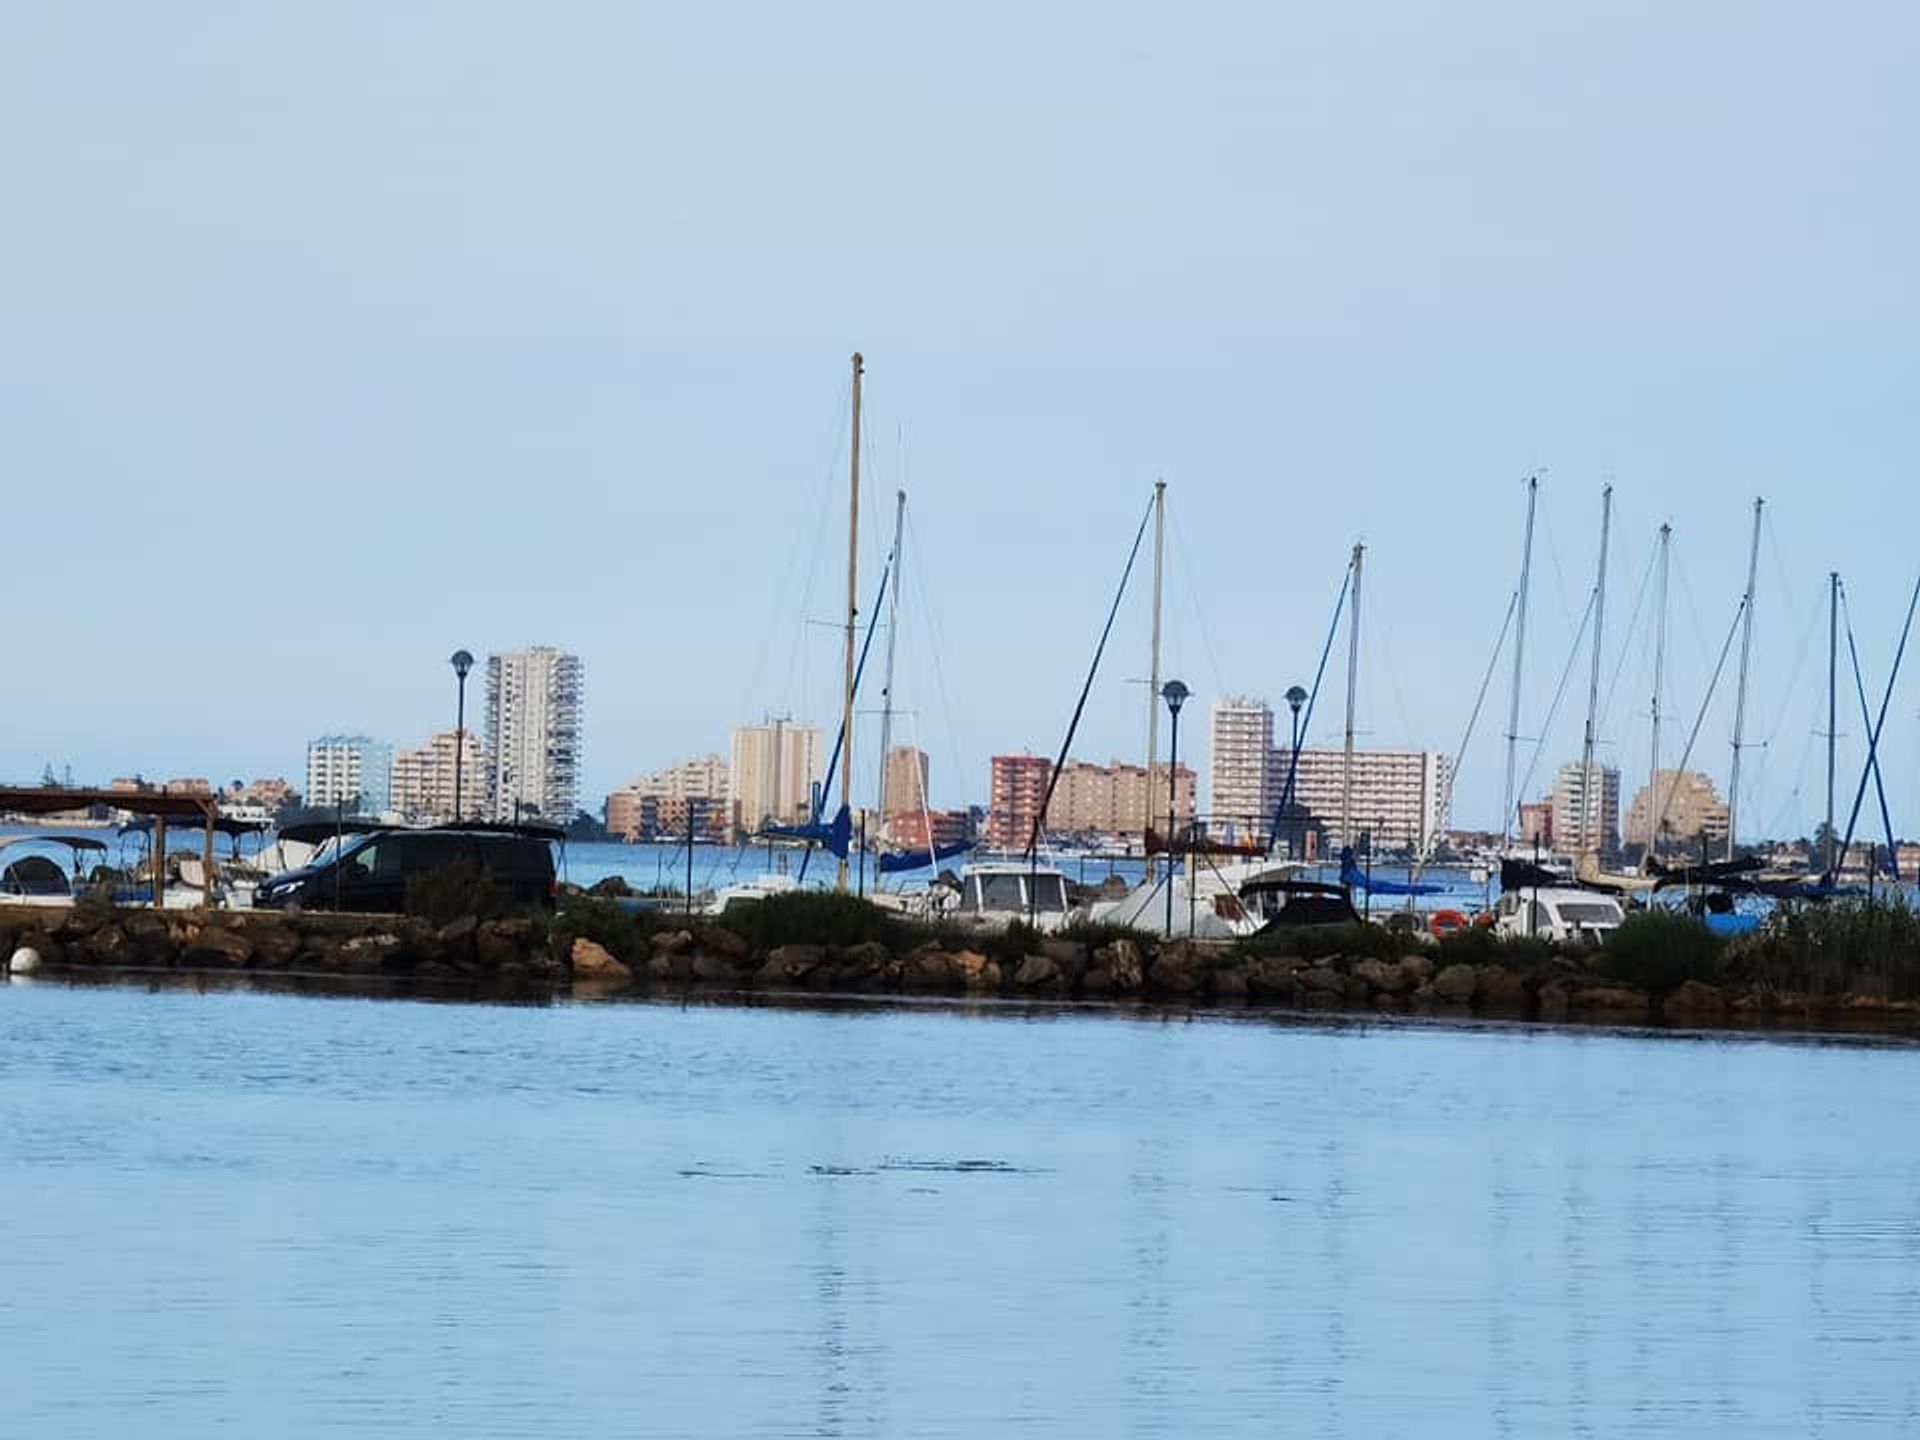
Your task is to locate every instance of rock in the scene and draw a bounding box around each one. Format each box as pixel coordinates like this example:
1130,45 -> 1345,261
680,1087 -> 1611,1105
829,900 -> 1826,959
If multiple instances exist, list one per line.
689,952 -> 739,984
1572,985 -> 1648,1017
1012,953 -> 1062,992
697,926 -> 750,962
901,945 -> 956,991
1210,965 -> 1248,1001
84,925 -> 129,966
1397,955 -> 1435,989
436,914 -> 480,946
950,949 -> 1002,992
1093,940 -> 1145,993
1297,965 -> 1346,995
475,922 -> 527,972
1244,957 -> 1301,1000
1662,979 -> 1727,1021
181,925 -> 255,969
1431,963 -> 1478,1003
651,929 -> 694,955
1352,957 -> 1408,994
249,923 -> 301,969
571,937 -> 632,982
588,875 -> 634,898
1474,965 -> 1529,1012
120,913 -> 172,967
1040,938 -> 1088,971
756,943 -> 826,986
340,933 -> 402,974
1148,947 -> 1207,995
1537,982 -> 1570,1021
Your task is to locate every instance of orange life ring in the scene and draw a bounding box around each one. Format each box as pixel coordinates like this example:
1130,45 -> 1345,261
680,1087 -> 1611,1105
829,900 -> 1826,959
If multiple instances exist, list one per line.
1429,908 -> 1471,939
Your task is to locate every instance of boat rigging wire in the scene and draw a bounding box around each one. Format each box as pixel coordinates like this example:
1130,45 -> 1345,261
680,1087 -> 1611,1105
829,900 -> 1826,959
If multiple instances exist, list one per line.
1655,601 -> 1745,842
1023,494 -> 1157,865
1514,588 -> 1596,812
1266,558 -> 1355,852
1835,581 -> 1906,877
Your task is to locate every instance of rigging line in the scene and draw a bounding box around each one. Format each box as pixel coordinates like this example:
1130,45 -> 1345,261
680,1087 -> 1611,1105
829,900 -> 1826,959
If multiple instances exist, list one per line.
1595,537 -> 1659,739
1267,560 -> 1354,852
1167,509 -> 1229,699
1836,584 -> 1903,877
1024,494 -> 1158,863
902,506 -> 976,813
1535,508 -> 1583,641
1758,578 -> 1828,746
1515,588 -> 1596,810
1655,601 -> 1745,840
1428,591 -> 1516,863
1365,572 -> 1423,752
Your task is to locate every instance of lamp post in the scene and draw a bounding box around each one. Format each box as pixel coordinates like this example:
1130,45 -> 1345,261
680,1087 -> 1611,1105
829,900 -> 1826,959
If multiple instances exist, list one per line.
1284,684 -> 1307,857
449,650 -> 474,824
1161,679 -> 1189,937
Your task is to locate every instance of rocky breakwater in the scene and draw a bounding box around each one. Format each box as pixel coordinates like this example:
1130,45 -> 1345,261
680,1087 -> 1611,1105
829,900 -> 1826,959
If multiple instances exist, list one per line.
1,904 -> 569,991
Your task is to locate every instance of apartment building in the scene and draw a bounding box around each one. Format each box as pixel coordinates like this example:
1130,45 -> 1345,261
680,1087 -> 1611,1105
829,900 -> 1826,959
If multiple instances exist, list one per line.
305,735 -> 393,816
484,647 -> 585,823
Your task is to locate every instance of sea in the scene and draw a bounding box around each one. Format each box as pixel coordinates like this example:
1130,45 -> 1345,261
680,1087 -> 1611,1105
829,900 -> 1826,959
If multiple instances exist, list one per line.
2,981 -> 1917,1436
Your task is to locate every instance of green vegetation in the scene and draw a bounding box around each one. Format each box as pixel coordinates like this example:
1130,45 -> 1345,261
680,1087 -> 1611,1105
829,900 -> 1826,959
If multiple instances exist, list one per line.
711,890 -> 893,952
551,894 -> 660,963
1728,895 -> 1920,1001
405,859 -> 507,927
1598,909 -> 1722,998
1235,921 -> 1404,962
1434,924 -> 1555,970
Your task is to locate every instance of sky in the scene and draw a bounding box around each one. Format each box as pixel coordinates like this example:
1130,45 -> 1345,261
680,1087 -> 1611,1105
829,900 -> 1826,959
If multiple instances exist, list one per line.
3,2 -> 1917,841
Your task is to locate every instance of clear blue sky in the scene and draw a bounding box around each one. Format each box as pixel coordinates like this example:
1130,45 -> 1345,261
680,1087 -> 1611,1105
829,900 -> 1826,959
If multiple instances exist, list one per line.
3,2 -> 1916,840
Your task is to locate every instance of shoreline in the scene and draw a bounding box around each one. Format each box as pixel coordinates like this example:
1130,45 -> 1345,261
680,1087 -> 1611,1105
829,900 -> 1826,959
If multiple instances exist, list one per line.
5,899 -> 1920,1047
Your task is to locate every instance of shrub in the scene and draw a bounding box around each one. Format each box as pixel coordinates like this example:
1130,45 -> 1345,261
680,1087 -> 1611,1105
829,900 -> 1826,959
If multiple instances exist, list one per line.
1728,895 -> 1920,1000
1598,909 -> 1721,997
1060,919 -> 1158,954
1435,925 -> 1556,970
553,895 -> 657,962
715,890 -> 892,953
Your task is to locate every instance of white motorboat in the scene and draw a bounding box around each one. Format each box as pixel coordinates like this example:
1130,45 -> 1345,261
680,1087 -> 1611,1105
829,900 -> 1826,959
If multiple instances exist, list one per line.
951,859 -> 1073,934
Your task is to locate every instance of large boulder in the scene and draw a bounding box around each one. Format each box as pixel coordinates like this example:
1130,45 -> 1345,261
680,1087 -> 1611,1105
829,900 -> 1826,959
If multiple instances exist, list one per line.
697,926 -> 751,962
1039,938 -> 1089,980
1398,955 -> 1435,990
1662,979 -> 1727,1022
1091,940 -> 1145,994
690,952 -> 741,984
1297,965 -> 1346,996
1537,982 -> 1570,1021
340,933 -> 402,974
181,924 -> 255,969
1430,963 -> 1479,1004
950,949 -> 1002,992
1011,953 -> 1062,993
651,929 -> 694,956
1210,964 -> 1248,1001
571,937 -> 632,982
1243,956 -> 1301,1000
1572,985 -> 1649,1018
1352,957 -> 1408,995
900,945 -> 956,991
756,943 -> 826,987
1148,945 -> 1208,996
1473,965 -> 1529,1013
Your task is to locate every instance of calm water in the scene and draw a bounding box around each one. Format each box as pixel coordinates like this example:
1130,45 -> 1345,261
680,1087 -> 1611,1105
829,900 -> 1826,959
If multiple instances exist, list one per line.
3,983 -> 1918,1437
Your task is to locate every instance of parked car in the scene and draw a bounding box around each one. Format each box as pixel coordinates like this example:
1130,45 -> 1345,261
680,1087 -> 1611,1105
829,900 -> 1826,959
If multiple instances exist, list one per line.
252,826 -> 559,914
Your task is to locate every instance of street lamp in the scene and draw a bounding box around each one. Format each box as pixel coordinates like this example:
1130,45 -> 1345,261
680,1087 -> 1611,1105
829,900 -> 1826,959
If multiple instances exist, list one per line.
1161,679 -> 1189,937
1284,684 -> 1308,857
449,649 -> 474,824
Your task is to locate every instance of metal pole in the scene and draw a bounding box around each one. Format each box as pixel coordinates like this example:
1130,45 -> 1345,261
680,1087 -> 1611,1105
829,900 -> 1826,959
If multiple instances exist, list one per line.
1289,704 -> 1303,859
1341,543 -> 1364,853
1502,476 -> 1539,848
1826,571 -> 1839,876
453,673 -> 467,824
1727,496 -> 1763,859
1146,478 -> 1166,877
837,352 -> 863,893
1165,705 -> 1180,937
1646,524 -> 1670,864
1578,485 -> 1613,858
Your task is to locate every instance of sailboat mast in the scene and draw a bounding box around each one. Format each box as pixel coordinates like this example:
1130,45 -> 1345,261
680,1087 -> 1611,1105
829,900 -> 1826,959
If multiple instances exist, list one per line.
1501,476 -> 1539,847
1825,570 -> 1839,875
1646,523 -> 1670,862
1726,495 -> 1763,860
1578,485 -> 1613,857
1342,542 -> 1364,852
875,488 -> 907,825
1146,478 -> 1166,873
837,352 -> 863,892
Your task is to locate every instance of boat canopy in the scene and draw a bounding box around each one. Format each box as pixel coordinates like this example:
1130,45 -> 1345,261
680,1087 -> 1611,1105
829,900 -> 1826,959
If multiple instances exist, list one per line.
0,835 -> 108,854
1339,847 -> 1446,896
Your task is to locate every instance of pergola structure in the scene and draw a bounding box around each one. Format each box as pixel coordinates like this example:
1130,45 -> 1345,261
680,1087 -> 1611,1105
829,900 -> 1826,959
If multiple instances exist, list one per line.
0,786 -> 224,909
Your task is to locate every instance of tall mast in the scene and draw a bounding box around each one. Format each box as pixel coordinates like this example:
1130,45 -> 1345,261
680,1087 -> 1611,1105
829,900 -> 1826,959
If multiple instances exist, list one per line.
1501,476 -> 1539,848
1341,542 -> 1364,852
1146,478 -> 1166,872
1645,524 -> 1670,862
1825,570 -> 1839,875
1578,485 -> 1613,857
837,352 -> 863,892
875,488 -> 907,825
1726,495 -> 1763,860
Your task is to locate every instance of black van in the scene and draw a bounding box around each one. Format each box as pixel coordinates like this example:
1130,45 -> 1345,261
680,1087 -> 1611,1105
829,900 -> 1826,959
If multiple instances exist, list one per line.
252,826 -> 559,914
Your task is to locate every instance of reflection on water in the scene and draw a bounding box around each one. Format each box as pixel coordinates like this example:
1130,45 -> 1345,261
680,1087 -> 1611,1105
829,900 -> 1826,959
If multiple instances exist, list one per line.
2,983 -> 1919,1437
